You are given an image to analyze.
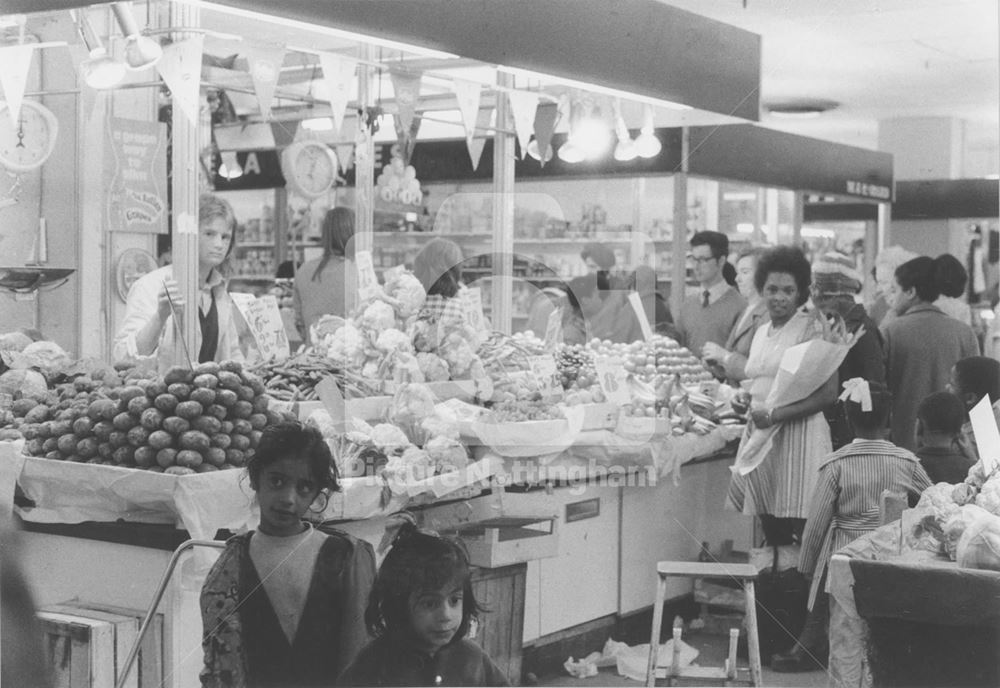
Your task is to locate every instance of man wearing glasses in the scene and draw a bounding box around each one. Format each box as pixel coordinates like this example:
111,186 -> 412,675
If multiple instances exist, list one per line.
675,231 -> 746,355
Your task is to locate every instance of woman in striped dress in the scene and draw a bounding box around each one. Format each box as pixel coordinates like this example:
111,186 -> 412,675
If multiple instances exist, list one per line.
727,246 -> 839,545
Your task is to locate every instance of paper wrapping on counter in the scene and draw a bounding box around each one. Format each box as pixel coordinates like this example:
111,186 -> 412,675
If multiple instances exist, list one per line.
0,439 -> 25,523
471,406 -> 585,458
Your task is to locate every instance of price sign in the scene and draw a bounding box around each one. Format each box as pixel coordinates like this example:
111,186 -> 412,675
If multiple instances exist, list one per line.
355,250 -> 380,302
527,354 -> 561,400
970,394 -> 1000,473
544,306 -> 564,347
628,292 -> 654,341
461,287 -> 487,344
231,294 -> 290,362
594,356 -> 630,405
316,375 -> 347,429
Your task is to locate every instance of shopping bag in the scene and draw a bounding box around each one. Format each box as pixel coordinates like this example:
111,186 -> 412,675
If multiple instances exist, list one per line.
750,545 -> 809,659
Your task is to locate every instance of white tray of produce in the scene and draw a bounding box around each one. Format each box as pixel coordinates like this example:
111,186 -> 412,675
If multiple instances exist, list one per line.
470,406 -> 585,457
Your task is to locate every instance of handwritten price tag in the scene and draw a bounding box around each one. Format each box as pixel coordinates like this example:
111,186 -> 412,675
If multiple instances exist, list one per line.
231,294 -> 290,362
594,356 -> 630,405
355,250 -> 380,302
462,287 -> 486,331
527,354 -> 562,400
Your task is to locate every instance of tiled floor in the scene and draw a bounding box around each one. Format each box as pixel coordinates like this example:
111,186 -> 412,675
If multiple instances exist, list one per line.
533,631 -> 829,688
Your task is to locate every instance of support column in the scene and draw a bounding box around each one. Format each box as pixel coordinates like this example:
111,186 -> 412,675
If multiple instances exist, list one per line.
670,128 -> 689,320
492,74 -> 515,335
353,44 -> 375,253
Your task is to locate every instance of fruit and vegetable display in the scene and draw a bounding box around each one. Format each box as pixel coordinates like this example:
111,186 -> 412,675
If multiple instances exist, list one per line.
910,462 -> 1000,563
8,360 -> 290,474
249,350 -> 382,402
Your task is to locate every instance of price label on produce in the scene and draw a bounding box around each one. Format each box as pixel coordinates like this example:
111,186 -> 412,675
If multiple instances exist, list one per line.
527,354 -> 561,400
544,307 -> 563,347
594,356 -> 630,405
231,294 -> 290,363
355,250 -> 380,302
461,287 -> 487,341
627,292 -> 654,341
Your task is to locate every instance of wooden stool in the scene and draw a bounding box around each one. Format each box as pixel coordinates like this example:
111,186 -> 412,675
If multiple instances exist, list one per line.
645,561 -> 762,687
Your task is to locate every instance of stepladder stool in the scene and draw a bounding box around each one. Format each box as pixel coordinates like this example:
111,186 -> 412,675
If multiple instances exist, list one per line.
645,561 -> 762,687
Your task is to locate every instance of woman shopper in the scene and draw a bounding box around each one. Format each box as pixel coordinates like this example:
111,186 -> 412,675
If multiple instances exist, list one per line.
114,193 -> 249,371
293,207 -> 358,344
701,247 -> 768,384
726,246 -> 838,546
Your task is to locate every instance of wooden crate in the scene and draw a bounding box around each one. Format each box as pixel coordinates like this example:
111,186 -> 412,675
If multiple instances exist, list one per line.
471,563 -> 527,686
64,601 -> 164,688
37,610 -> 116,688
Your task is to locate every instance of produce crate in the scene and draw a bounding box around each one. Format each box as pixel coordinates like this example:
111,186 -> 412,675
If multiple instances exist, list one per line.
38,609 -> 118,688
59,601 -> 164,688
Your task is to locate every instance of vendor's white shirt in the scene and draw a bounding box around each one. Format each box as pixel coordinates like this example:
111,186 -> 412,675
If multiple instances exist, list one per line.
112,264 -> 245,370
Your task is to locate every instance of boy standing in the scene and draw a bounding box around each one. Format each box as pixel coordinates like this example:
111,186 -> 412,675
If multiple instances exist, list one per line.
914,391 -> 975,484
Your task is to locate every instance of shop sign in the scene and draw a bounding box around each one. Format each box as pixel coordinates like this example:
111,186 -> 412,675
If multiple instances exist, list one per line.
104,117 -> 167,233
845,181 -> 891,200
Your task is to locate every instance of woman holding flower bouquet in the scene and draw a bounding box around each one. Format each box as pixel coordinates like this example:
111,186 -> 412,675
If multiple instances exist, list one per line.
726,246 -> 840,546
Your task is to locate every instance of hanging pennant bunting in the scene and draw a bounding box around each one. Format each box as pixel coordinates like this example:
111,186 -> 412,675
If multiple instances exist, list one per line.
466,106 -> 493,171
507,90 -> 540,160
389,69 -> 422,133
335,144 -> 355,174
318,52 -> 357,136
0,45 -> 34,125
243,41 -> 285,121
393,112 -> 422,166
156,35 -> 204,126
451,79 -> 481,146
532,101 -> 559,168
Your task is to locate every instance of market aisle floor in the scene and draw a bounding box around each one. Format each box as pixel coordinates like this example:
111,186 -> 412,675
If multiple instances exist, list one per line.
533,631 -> 828,687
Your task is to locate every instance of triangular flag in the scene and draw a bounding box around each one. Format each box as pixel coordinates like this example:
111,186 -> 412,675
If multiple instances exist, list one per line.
507,90 -> 540,160
0,45 -> 34,125
466,106 -> 493,171
243,41 -> 285,121
533,101 -> 559,168
389,69 -> 422,133
452,79 -> 481,147
393,112 -> 421,166
335,144 -> 355,174
156,35 -> 204,126
318,52 -> 356,136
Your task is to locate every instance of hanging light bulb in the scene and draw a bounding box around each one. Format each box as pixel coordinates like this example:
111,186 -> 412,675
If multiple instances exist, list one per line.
112,2 -> 161,70
575,110 -> 613,160
634,104 -> 662,159
556,99 -> 587,164
612,101 -> 637,162
219,151 -> 243,180
526,138 -> 553,162
557,140 -> 585,164
74,9 -> 126,89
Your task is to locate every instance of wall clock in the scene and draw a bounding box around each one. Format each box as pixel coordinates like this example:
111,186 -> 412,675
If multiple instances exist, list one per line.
280,140 -> 338,199
0,100 -> 58,173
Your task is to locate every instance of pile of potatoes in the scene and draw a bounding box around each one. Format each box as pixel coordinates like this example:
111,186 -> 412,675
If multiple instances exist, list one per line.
12,361 -> 291,474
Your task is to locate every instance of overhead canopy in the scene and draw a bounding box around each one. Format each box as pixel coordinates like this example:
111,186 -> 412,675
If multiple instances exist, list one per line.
13,0 -> 761,122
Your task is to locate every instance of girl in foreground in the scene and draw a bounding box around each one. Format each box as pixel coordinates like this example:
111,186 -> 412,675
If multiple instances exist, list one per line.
200,422 -> 375,688
337,522 -> 509,687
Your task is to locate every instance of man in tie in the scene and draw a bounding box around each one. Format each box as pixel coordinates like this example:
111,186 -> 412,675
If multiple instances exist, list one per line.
674,231 -> 746,354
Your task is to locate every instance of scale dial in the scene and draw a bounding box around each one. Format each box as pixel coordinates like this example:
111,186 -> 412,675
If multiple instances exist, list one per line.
0,100 -> 58,172
281,141 -> 338,199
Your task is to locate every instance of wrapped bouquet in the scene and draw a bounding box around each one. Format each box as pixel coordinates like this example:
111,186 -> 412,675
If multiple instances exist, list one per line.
731,313 -> 865,476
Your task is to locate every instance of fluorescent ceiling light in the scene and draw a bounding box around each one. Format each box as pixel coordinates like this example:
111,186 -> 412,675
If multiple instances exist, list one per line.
497,64 -> 692,112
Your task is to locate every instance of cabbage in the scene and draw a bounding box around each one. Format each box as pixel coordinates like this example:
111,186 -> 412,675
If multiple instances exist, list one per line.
19,341 -> 71,375
0,369 -> 47,400
0,332 -> 33,352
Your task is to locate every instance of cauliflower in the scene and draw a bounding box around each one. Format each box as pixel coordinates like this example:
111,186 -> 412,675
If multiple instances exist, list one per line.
917,482 -> 961,512
0,331 -> 33,352
416,352 -> 450,382
383,445 -> 434,482
369,423 -> 411,455
326,323 -> 367,369
305,409 -> 338,438
966,460 -> 993,490
376,328 -> 413,355
421,414 -> 460,441
440,331 -> 478,378
385,351 -> 425,384
312,315 -> 347,343
359,301 -> 396,333
0,369 -> 47,400
953,482 -> 979,506
383,270 -> 426,318
362,359 -> 380,379
410,319 -> 439,353
943,504 -> 994,560
20,340 -> 71,375
389,383 -> 437,424
975,476 -> 1000,516
425,435 -> 469,474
